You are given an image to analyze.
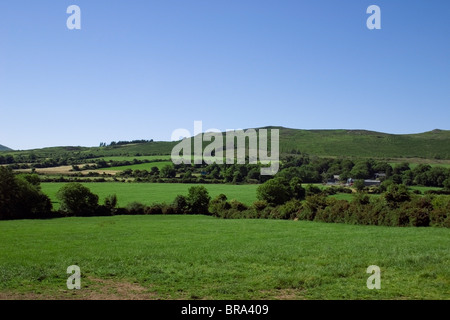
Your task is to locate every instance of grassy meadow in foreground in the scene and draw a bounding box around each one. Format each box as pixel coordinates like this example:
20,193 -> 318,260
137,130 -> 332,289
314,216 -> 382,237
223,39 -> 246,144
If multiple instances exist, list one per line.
0,215 -> 448,300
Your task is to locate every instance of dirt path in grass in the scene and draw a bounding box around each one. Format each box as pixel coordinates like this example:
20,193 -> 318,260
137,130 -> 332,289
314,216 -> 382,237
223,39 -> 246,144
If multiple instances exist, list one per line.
0,278 -> 160,300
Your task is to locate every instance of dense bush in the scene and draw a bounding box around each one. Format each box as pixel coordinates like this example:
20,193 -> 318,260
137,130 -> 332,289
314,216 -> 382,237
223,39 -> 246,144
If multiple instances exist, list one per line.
209,194 -> 231,217
298,194 -> 327,221
257,177 -> 306,206
126,202 -> 147,215
272,199 -> 302,220
314,198 -> 349,223
173,194 -> 189,214
104,194 -> 118,213
186,186 -> 211,214
0,167 -> 52,220
56,183 -> 99,216
257,178 -> 292,205
202,183 -> 449,228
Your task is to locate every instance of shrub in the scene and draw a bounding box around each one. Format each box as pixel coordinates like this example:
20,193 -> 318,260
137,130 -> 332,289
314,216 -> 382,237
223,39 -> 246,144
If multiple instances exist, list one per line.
298,194 -> 327,221
144,204 -> 164,215
444,178 -> 450,191
257,178 -> 292,205
384,184 -> 411,208
126,202 -> 146,215
160,164 -> 176,178
252,200 -> 269,211
305,184 -> 322,197
276,199 -> 302,220
173,195 -> 189,214
352,192 -> 371,205
162,204 -> 177,215
0,167 -> 52,220
104,194 -> 118,213
229,199 -> 248,212
428,196 -> 450,226
56,183 -> 99,216
353,179 -> 366,192
209,194 -> 231,217
315,198 -> 349,224
402,197 -> 433,227
290,177 -> 306,200
186,186 -> 211,214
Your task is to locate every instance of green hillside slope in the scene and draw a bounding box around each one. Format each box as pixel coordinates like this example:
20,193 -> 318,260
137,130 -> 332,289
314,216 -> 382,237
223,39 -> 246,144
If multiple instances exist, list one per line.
276,127 -> 450,158
0,144 -> 12,152
4,128 -> 450,160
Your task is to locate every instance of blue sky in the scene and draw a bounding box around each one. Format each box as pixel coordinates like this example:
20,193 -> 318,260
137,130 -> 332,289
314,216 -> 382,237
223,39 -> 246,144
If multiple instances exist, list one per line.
1,0 -> 449,150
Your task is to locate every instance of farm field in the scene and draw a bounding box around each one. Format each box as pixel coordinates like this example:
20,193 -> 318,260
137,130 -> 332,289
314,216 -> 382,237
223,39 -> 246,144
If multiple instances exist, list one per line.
0,215 -> 448,300
101,161 -> 173,172
40,182 -> 445,210
41,182 -> 259,209
96,156 -> 172,162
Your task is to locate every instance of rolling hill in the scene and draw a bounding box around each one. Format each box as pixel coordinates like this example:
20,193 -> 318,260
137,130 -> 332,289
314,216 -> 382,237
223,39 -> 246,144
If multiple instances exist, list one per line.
4,127 -> 450,160
275,127 -> 450,159
0,144 -> 12,152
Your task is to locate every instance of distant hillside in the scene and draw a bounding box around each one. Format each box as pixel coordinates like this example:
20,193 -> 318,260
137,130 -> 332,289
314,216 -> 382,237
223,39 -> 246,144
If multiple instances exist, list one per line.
5,128 -> 450,160
275,127 -> 450,159
0,144 -> 12,152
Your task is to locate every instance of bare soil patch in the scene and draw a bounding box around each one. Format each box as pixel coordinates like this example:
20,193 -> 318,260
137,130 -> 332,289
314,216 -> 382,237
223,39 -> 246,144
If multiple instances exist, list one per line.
260,288 -> 306,300
0,278 -> 160,300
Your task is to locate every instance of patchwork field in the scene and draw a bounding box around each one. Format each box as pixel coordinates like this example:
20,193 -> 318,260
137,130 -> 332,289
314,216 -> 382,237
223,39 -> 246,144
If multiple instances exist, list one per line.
0,215 -> 448,300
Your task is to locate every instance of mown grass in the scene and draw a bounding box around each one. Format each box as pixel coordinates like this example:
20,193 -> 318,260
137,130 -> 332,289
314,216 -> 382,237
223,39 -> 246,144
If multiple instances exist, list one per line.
41,183 -> 259,209
0,215 -> 448,299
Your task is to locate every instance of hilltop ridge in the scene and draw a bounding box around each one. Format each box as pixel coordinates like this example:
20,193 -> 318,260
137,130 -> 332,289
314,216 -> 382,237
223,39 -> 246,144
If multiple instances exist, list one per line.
3,128 -> 450,159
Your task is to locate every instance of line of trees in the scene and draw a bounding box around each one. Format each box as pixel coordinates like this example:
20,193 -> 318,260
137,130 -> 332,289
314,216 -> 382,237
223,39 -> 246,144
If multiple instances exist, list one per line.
100,139 -> 154,147
208,179 -> 450,227
115,157 -> 450,189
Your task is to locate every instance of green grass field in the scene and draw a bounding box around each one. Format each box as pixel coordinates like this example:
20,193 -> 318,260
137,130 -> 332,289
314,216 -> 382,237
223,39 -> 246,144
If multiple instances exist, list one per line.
41,183 -> 259,209
408,186 -> 443,193
97,155 -> 172,162
0,215 -> 448,300
41,182 -> 444,210
102,161 -> 173,171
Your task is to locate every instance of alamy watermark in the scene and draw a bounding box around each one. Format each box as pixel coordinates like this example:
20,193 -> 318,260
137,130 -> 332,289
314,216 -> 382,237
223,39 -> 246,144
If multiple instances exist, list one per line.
65,5 -> 380,31
171,121 -> 279,175
366,265 -> 381,289
67,265 -> 81,290
66,5 -> 81,30
367,5 -> 381,30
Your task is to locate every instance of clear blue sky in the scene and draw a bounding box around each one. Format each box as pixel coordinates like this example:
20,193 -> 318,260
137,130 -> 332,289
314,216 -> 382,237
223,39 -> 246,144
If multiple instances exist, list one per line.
1,0 -> 449,150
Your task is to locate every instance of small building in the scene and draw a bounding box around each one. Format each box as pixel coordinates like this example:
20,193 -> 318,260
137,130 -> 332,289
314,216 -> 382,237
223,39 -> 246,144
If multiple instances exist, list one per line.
364,179 -> 381,186
326,175 -> 341,185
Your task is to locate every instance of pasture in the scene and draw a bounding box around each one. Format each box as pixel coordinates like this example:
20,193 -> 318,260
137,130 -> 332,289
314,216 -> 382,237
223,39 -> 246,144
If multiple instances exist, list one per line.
41,182 -> 259,209
0,215 -> 448,300
40,182 -> 445,210
101,161 -> 173,172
